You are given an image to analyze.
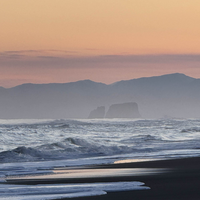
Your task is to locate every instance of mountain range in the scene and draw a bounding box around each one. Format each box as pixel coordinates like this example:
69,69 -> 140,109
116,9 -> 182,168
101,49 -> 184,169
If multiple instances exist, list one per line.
0,73 -> 200,119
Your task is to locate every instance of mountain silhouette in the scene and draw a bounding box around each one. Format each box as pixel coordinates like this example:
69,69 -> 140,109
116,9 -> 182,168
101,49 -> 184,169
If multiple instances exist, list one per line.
0,73 -> 199,119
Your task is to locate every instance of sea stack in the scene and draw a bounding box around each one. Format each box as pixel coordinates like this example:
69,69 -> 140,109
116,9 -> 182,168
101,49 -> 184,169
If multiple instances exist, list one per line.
105,102 -> 141,119
88,106 -> 105,119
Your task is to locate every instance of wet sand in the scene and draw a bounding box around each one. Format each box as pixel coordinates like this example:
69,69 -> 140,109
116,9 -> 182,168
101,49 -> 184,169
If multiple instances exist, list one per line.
64,157 -> 200,200
6,157 -> 200,199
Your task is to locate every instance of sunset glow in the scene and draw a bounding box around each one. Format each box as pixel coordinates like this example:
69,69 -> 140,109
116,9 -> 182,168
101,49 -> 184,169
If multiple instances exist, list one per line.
1,0 -> 200,87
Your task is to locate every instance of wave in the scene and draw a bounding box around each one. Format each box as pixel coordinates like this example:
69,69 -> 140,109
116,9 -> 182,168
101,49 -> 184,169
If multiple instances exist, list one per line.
0,119 -> 86,129
181,127 -> 200,133
0,136 -> 140,163
1,118 -> 200,163
1,132 -> 197,163
121,134 -> 161,144
0,146 -> 51,163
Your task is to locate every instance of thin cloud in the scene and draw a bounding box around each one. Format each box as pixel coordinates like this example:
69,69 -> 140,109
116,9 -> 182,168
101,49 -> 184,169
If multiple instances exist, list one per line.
0,52 -> 200,88
1,50 -> 200,63
1,52 -> 200,70
0,49 -> 78,60
97,54 -> 200,63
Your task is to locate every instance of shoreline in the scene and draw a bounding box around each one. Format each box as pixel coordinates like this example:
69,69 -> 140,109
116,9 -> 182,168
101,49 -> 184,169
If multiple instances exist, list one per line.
66,157 -> 200,200
5,156 -> 200,199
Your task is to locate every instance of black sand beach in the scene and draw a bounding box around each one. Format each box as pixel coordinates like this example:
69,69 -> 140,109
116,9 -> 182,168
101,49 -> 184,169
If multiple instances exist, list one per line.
68,157 -> 200,200
6,156 -> 200,200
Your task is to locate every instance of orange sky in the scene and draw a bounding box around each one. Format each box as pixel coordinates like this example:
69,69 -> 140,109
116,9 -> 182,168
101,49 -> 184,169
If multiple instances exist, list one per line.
0,0 -> 200,87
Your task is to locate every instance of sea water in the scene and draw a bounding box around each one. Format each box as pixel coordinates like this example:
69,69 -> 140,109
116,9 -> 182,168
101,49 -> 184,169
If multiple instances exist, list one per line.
0,118 -> 200,199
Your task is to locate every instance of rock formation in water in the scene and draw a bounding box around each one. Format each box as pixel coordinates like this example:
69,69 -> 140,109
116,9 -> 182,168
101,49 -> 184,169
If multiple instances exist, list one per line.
88,106 -> 105,119
105,102 -> 141,118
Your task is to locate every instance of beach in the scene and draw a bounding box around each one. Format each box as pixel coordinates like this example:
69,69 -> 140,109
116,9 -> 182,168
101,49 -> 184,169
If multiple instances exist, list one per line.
1,118 -> 200,199
5,156 -> 200,200
65,157 -> 200,200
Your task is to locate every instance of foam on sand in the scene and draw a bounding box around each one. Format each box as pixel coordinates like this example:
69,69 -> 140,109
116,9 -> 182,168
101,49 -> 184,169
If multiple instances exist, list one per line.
0,182 -> 150,199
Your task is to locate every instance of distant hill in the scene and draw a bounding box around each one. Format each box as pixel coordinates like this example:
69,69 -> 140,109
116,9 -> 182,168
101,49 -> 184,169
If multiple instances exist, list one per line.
0,73 -> 200,119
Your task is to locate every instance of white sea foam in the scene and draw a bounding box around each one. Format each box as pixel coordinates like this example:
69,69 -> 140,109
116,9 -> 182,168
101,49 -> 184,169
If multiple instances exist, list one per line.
0,182 -> 149,199
0,191 -> 106,200
1,118 -> 200,163
1,118 -> 200,199
0,178 -> 6,183
0,119 -> 200,176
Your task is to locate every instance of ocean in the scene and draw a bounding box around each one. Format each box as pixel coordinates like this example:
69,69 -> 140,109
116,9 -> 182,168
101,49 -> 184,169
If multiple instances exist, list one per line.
1,118 -> 200,199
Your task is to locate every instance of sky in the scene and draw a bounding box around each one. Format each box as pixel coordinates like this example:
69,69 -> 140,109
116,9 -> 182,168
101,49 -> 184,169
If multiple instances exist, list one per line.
1,0 -> 200,88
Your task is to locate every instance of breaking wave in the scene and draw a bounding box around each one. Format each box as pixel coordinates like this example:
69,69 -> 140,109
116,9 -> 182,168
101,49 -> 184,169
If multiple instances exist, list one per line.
0,137 -> 137,163
1,118 -> 200,163
181,127 -> 200,133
